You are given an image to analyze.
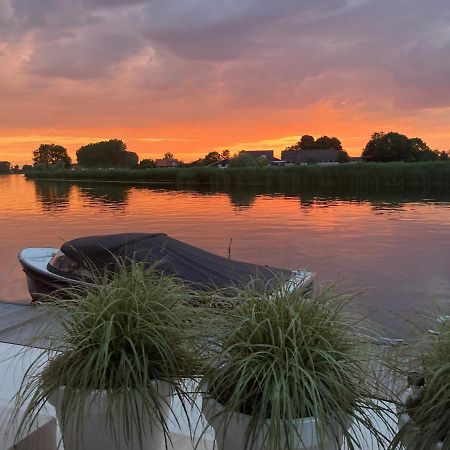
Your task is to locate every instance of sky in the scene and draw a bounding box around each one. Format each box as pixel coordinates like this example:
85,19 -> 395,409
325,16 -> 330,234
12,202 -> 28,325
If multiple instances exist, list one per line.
0,0 -> 450,165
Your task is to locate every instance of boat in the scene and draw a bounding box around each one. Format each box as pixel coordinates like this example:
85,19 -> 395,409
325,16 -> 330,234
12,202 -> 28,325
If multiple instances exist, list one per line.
18,233 -> 315,301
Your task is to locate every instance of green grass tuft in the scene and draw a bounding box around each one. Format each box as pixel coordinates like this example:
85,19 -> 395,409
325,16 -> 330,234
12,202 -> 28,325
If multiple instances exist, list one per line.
390,319 -> 450,450
13,260 -> 206,449
202,283 -> 394,450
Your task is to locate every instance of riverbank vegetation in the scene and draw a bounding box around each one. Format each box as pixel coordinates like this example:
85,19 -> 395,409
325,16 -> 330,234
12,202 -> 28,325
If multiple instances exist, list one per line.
25,161 -> 450,191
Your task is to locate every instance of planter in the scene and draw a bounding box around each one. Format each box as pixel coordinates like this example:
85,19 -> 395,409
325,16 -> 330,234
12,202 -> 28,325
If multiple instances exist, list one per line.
397,388 -> 444,450
203,396 -> 347,450
48,381 -> 172,450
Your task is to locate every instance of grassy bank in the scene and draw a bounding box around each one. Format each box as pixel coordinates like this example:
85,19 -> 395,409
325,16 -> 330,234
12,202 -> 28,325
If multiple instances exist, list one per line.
24,161 -> 450,190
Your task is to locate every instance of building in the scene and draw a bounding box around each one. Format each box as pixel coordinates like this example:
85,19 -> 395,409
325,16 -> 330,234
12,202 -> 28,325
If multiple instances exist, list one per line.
155,158 -> 180,168
281,149 -> 338,165
241,150 -> 275,163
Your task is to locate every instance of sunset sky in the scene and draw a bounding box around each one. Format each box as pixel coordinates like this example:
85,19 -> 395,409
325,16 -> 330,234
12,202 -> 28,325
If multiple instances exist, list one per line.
1,0 -> 449,165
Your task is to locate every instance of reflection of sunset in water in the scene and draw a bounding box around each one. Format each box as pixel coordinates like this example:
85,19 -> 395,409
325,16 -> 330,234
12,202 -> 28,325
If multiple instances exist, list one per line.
1,175 -> 450,337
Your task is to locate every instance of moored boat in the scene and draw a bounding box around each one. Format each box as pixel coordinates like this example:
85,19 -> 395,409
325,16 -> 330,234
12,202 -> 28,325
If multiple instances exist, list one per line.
19,233 -> 315,301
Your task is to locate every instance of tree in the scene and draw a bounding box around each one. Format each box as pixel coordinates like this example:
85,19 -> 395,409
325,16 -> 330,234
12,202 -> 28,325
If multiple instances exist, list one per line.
204,151 -> 222,165
299,135 -> 315,149
409,137 -> 438,161
0,161 -> 11,173
284,134 -> 343,151
76,139 -> 138,168
228,153 -> 257,168
255,156 -> 269,167
163,152 -> 174,160
221,149 -> 230,159
33,144 -> 72,168
124,151 -> 139,168
337,150 -> 350,163
315,136 -> 343,150
362,132 -> 438,162
22,164 -> 34,172
438,151 -> 450,161
138,159 -> 156,169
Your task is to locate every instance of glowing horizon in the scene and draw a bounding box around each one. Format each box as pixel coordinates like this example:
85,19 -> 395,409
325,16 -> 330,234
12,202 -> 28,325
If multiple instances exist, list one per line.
0,0 -> 449,165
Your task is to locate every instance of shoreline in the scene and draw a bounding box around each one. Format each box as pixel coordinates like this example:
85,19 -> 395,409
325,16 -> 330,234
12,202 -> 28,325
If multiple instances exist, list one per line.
24,161 -> 450,191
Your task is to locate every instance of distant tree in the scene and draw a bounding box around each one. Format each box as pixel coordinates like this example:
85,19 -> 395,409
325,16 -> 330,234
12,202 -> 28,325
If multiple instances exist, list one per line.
76,139 -> 138,168
33,144 -> 72,168
221,149 -> 230,159
163,152 -> 174,160
0,161 -> 11,173
315,136 -> 343,150
138,158 -> 156,169
409,137 -> 439,161
22,164 -> 34,172
228,153 -> 257,168
337,149 -> 350,163
299,135 -> 315,149
284,134 -> 343,152
362,132 -> 438,162
124,151 -> 139,168
255,156 -> 269,167
438,151 -> 450,161
204,151 -> 222,165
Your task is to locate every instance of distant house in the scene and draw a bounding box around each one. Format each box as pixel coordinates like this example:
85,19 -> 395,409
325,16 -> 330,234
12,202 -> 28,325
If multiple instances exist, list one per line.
281,149 -> 338,165
241,150 -> 275,163
155,158 -> 180,168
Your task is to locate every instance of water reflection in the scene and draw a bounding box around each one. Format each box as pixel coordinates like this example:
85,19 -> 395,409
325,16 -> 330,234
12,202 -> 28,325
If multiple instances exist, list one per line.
34,180 -> 73,211
4,176 -> 450,337
31,180 -> 450,214
78,182 -> 131,207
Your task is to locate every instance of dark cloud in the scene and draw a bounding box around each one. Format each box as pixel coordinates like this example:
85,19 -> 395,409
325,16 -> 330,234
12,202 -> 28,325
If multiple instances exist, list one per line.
0,0 -> 450,115
28,31 -> 143,79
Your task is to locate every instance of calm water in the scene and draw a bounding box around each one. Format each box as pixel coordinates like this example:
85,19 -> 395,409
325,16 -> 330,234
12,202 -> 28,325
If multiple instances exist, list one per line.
1,174 -> 450,337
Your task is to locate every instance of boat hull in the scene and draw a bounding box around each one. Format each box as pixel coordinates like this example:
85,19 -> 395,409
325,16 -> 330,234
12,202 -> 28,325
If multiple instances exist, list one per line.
18,248 -> 82,301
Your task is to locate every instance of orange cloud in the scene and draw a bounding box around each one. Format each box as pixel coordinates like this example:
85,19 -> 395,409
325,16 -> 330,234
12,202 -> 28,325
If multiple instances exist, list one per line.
0,0 -> 449,165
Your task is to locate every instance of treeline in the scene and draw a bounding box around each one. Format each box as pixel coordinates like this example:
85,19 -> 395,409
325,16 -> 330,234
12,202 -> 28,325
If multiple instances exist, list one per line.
31,140 -> 139,169
0,161 -> 22,174
25,161 -> 450,191
18,131 -> 450,171
362,132 -> 449,162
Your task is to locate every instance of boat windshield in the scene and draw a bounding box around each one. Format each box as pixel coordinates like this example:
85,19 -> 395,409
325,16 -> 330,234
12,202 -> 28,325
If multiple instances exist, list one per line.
48,250 -> 92,279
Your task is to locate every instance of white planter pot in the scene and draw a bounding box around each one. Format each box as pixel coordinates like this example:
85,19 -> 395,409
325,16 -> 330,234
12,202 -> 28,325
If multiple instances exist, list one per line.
203,396 -> 346,450
397,388 -> 444,450
48,381 -> 172,450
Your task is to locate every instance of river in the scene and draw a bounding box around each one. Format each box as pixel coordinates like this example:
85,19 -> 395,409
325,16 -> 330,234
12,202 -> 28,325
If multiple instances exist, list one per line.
1,174 -> 450,338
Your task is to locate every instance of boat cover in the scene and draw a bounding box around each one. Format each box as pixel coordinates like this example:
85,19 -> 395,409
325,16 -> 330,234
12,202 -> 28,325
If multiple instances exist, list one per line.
56,233 -> 290,289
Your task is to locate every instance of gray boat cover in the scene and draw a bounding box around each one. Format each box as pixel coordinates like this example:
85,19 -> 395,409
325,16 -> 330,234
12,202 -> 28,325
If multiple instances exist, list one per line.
57,233 -> 290,289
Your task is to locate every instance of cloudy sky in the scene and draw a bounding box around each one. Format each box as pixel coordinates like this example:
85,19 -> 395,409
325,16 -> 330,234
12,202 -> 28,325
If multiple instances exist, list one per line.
0,0 -> 449,164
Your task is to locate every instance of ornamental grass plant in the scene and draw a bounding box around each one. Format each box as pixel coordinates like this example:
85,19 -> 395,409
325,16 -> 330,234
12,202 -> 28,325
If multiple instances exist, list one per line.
13,260 -> 206,449
390,318 -> 450,450
201,282 -> 394,450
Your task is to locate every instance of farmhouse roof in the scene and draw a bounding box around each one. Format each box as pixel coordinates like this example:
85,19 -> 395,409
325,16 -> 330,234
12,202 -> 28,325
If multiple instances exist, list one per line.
281,149 -> 338,163
155,158 -> 180,168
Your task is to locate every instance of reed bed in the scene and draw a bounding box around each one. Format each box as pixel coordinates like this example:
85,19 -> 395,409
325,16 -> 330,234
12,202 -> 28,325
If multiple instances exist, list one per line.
25,161 -> 450,191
